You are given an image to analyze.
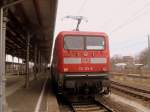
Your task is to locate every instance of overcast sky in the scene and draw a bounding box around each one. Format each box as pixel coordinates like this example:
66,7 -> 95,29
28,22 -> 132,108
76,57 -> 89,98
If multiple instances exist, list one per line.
54,0 -> 150,57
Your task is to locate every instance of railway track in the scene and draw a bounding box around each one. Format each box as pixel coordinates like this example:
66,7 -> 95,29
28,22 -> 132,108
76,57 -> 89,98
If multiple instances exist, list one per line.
69,99 -> 114,112
111,81 -> 150,100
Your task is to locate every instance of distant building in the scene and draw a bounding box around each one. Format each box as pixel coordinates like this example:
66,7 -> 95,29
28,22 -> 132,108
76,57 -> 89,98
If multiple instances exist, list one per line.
123,56 -> 134,64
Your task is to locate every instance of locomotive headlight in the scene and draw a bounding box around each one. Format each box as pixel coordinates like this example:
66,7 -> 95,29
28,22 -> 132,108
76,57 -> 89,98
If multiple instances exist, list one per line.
64,68 -> 69,72
102,67 -> 107,71
91,57 -> 107,64
64,58 -> 81,64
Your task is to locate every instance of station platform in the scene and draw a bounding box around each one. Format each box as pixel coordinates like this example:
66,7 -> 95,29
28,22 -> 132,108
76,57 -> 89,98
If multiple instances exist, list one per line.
6,72 -> 60,112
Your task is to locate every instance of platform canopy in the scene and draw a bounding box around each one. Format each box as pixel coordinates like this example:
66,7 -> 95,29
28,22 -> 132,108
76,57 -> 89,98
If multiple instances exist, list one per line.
0,0 -> 58,62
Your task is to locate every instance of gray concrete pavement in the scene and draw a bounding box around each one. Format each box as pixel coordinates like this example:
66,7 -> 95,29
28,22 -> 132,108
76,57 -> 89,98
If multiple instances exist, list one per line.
6,73 -> 60,112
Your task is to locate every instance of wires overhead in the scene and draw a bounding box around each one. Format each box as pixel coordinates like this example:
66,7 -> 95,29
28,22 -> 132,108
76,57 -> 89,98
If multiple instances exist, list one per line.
76,0 -> 88,15
111,40 -> 147,49
110,1 -> 150,35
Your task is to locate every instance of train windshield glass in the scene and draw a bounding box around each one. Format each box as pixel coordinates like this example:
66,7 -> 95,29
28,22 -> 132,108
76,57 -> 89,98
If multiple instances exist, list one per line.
64,36 -> 84,50
64,36 -> 105,50
86,37 -> 105,50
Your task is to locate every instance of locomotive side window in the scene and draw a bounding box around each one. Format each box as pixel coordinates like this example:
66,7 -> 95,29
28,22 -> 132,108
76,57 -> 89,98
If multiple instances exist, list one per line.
86,37 -> 104,50
64,36 -> 84,50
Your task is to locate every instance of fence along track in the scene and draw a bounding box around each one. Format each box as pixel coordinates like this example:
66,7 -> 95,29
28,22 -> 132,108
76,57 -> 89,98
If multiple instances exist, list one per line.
111,81 -> 150,100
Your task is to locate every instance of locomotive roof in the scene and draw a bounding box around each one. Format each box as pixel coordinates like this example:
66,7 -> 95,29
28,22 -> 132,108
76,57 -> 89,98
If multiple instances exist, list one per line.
57,31 -> 109,37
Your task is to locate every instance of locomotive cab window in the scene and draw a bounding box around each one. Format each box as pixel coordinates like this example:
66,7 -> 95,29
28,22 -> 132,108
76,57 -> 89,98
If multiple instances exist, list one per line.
64,36 -> 84,50
64,35 -> 105,50
86,37 -> 105,50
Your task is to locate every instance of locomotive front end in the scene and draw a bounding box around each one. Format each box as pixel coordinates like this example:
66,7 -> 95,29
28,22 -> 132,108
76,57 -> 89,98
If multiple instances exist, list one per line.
52,31 -> 110,95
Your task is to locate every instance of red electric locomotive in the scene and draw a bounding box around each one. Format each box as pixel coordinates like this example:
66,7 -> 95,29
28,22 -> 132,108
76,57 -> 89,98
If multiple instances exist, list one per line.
51,31 -> 110,95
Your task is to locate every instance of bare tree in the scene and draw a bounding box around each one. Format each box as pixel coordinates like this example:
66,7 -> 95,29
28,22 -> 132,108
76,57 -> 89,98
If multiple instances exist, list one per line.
138,48 -> 149,65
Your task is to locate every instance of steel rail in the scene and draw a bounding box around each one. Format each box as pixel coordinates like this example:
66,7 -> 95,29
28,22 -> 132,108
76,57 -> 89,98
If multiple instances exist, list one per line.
111,81 -> 150,94
70,99 -> 115,112
111,81 -> 150,100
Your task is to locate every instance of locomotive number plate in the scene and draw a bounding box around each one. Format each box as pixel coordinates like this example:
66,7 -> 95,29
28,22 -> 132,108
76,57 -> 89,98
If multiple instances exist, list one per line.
81,58 -> 90,63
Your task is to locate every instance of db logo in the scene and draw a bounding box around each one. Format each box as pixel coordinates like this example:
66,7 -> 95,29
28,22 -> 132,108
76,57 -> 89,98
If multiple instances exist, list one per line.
81,58 -> 90,63
83,52 -> 88,56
